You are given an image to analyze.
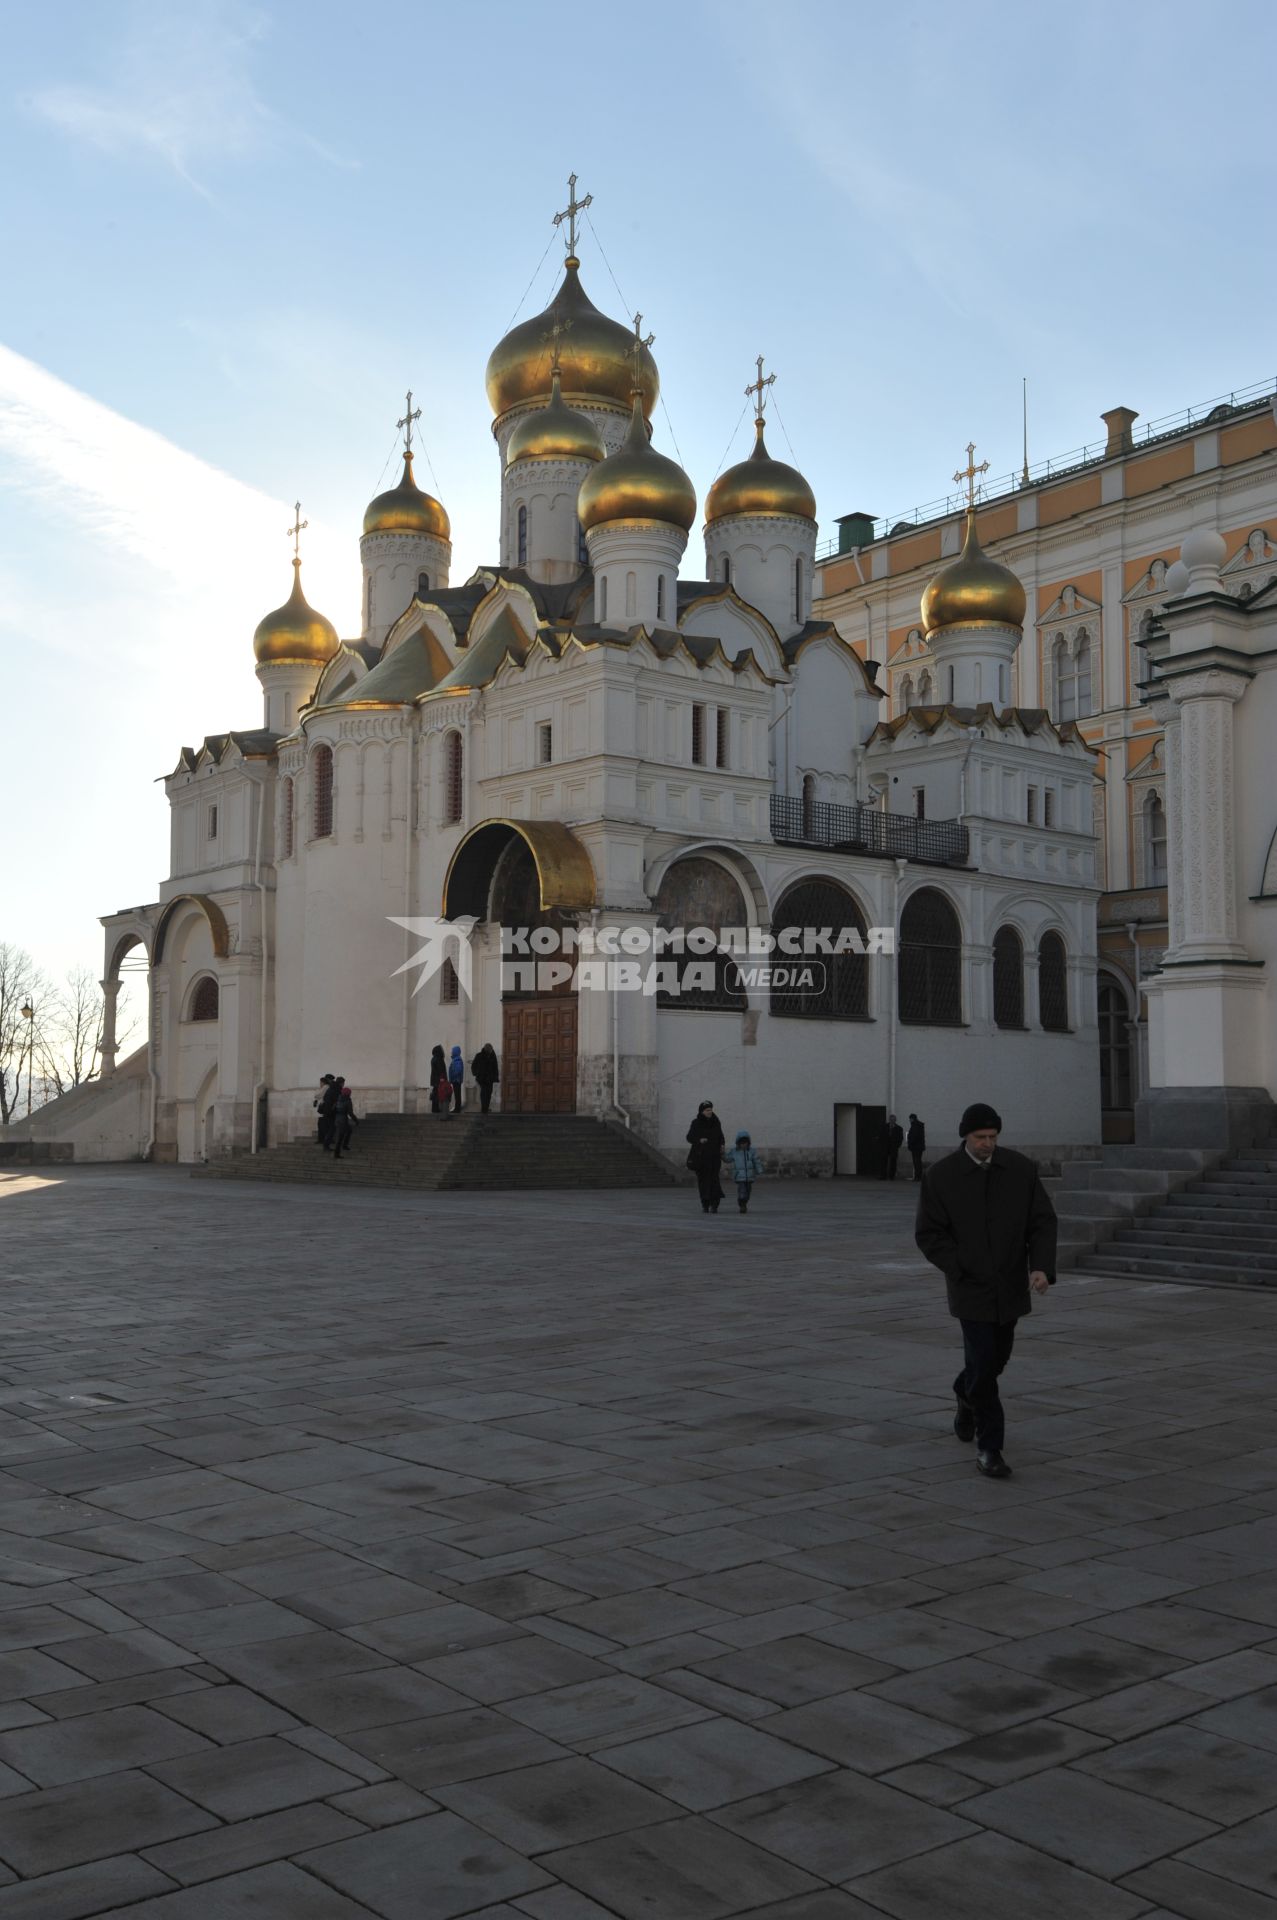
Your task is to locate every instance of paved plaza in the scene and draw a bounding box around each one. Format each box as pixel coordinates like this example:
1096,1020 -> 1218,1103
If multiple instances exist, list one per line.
0,1164 -> 1275,1918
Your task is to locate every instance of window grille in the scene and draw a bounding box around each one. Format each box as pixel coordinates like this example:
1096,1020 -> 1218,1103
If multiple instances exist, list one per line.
913,787 -> 926,820
1044,789 -> 1055,828
517,504 -> 528,567
443,732 -> 464,825
992,924 -> 1025,1029
189,976 -> 219,1022
1098,972 -> 1132,1108
654,857 -> 748,1012
898,887 -> 962,1026
656,575 -> 666,621
1038,931 -> 1069,1031
1145,794 -> 1168,886
440,957 -> 459,1004
1027,786 -> 1038,825
207,805 -> 218,839
715,708 -> 728,769
691,704 -> 705,766
538,723 -> 553,766
281,777 -> 294,859
312,745 -> 334,838
770,880 -> 869,1022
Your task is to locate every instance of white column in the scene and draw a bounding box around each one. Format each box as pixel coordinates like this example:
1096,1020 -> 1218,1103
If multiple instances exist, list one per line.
1165,668 -> 1250,963
99,977 -> 120,1076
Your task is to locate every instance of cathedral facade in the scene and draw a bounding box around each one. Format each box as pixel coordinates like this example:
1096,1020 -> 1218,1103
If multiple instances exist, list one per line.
40,205 -> 1106,1168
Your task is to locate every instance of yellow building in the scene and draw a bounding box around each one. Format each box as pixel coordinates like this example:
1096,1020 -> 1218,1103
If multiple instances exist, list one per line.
814,384 -> 1277,1138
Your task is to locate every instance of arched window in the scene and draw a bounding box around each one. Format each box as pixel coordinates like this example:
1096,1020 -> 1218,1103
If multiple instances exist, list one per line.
992,925 -> 1024,1029
653,856 -> 748,1011
1053,636 -> 1072,721
312,745 -> 334,839
1038,931 -> 1069,1031
577,521 -> 587,567
722,553 -> 731,586
898,888 -> 962,1026
517,504 -> 528,567
998,662 -> 1008,705
801,773 -> 816,840
1097,971 -> 1132,1111
947,664 -> 955,703
188,976 -> 219,1022
443,731 -> 464,826
417,571 -> 430,595
281,776 -> 294,860
599,575 -> 608,622
625,570 -> 637,619
365,576 -> 373,631
440,957 -> 459,1005
770,879 -> 869,1021
794,555 -> 804,624
1144,793 -> 1168,886
899,675 -> 914,714
656,574 -> 666,622
918,671 -> 933,703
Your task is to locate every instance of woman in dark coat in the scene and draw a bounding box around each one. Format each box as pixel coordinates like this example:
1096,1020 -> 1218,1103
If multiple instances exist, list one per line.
472,1043 -> 500,1114
429,1046 -> 447,1114
686,1100 -> 726,1214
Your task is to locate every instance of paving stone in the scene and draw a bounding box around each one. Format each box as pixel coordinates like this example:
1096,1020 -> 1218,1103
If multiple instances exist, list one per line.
1189,1684 -> 1277,1754
867,1655 -> 1087,1733
105,1859 -> 382,1916
959,1764 -> 1217,1876
688,1636 -> 898,1708
298,1811 -> 554,1917
1120,1857 -> 1277,1920
0,1648 -> 89,1700
434,1755 -> 671,1852
542,1813 -> 821,1919
213,1630 -> 391,1693
0,1768 -> 217,1876
501,1675 -> 713,1752
876,1759 -> 983,1805
711,1768 -> 974,1880
152,1682 -> 301,1741
325,1780 -> 438,1827
0,1855 -> 175,1919
1174,1810 -> 1277,1899
270,1665 -> 472,1733
596,1715 -> 833,1810
139,1802 -> 364,1885
1075,1721 -> 1277,1821
812,1608 -> 999,1670
758,1691 -> 969,1773
1173,1648 -> 1277,1699
417,1635 -> 611,1704
147,1734 -> 363,1820
936,1716 -> 1111,1784
853,1828 -> 1152,1919
343,1706 -> 571,1788
0,1704 -> 211,1787
49,1631 -> 196,1682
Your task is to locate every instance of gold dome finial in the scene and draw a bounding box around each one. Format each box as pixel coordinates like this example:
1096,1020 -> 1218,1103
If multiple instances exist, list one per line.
254,505 -> 339,666
363,393 -> 450,540
552,170 -> 593,262
920,446 -> 1025,638
578,313 -> 695,535
506,322 -> 606,468
705,359 -> 816,526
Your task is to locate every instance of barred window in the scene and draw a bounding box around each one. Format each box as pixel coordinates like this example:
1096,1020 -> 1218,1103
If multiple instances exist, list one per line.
281,777 -> 294,859
715,708 -> 728,769
1145,793 -> 1167,886
794,555 -> 804,624
599,575 -> 608,622
992,925 -> 1025,1029
722,553 -> 731,586
1038,931 -> 1069,1031
312,745 -> 334,839
898,887 -> 962,1026
189,976 -> 219,1022
770,879 -> 869,1022
691,704 -> 705,766
653,856 -> 747,1012
418,571 -> 430,595
656,574 -> 666,621
577,521 -> 587,567
517,504 -> 528,567
443,731 -> 464,826
440,957 -> 459,1005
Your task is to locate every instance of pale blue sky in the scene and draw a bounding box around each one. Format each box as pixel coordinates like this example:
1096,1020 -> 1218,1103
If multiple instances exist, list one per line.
3,0 -> 1274,989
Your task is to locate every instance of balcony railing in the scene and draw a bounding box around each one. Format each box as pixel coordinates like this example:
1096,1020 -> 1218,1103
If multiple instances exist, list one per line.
771,795 -> 970,867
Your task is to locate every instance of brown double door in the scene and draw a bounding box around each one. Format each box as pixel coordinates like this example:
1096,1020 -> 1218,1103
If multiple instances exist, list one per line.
501,998 -> 578,1113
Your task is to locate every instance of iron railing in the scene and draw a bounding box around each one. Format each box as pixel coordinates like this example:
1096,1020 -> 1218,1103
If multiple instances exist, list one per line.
815,377 -> 1277,559
770,795 -> 969,867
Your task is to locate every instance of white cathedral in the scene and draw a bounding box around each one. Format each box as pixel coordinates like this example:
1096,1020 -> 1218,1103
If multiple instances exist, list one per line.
40,194 -> 1110,1169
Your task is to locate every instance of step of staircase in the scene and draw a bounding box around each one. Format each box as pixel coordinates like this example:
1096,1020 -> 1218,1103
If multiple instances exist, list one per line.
1062,1132 -> 1277,1287
194,1113 -> 681,1192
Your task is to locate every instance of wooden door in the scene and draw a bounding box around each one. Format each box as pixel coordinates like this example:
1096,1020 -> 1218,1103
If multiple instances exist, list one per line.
501,999 -> 578,1113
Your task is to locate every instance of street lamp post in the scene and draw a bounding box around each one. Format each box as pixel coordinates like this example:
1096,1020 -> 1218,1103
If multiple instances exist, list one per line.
20,1000 -> 34,1120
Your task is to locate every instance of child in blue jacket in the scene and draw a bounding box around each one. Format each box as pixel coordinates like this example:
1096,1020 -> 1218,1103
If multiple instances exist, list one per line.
725,1131 -> 763,1213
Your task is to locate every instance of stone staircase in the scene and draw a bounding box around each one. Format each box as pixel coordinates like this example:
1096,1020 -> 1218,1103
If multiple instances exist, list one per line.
193,1112 -> 681,1193
1069,1140 -> 1277,1288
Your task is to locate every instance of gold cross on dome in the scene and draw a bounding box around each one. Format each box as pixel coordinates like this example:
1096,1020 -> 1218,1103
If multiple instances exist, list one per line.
397,389 -> 422,454
745,354 -> 776,423
552,172 -> 593,256
954,441 -> 990,510
541,316 -> 573,374
287,502 -> 307,557
630,311 -> 654,389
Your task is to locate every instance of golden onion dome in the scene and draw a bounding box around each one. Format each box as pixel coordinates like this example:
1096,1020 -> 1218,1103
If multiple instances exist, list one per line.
486,256 -> 658,421
253,559 -> 339,666
705,418 -> 816,525
577,391 -> 697,534
363,451 -> 450,541
506,366 -> 606,466
921,510 -> 1027,637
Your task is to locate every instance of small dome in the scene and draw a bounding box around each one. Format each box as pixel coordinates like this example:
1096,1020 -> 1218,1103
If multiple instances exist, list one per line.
577,393 -> 696,534
506,366 -> 606,467
363,452 -> 450,541
921,511 -> 1026,638
253,559 -> 339,666
705,419 -> 816,524
486,256 -> 658,421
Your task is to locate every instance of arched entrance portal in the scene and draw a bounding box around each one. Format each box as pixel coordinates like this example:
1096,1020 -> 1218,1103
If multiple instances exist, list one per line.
443,819 -> 596,1116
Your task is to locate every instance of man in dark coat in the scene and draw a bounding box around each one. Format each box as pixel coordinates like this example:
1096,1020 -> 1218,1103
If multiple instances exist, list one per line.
915,1101 -> 1057,1479
880,1113 -> 905,1180
906,1113 -> 926,1182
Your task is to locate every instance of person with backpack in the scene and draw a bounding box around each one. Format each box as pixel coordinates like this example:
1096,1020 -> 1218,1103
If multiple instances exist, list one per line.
428,1045 -> 447,1115
448,1044 -> 465,1113
472,1043 -> 500,1114
331,1082 -> 358,1160
724,1130 -> 763,1214
907,1112 -> 927,1182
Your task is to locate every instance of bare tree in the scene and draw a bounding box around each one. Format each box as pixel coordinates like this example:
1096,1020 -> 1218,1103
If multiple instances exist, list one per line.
43,968 -> 107,1097
0,943 -> 52,1125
